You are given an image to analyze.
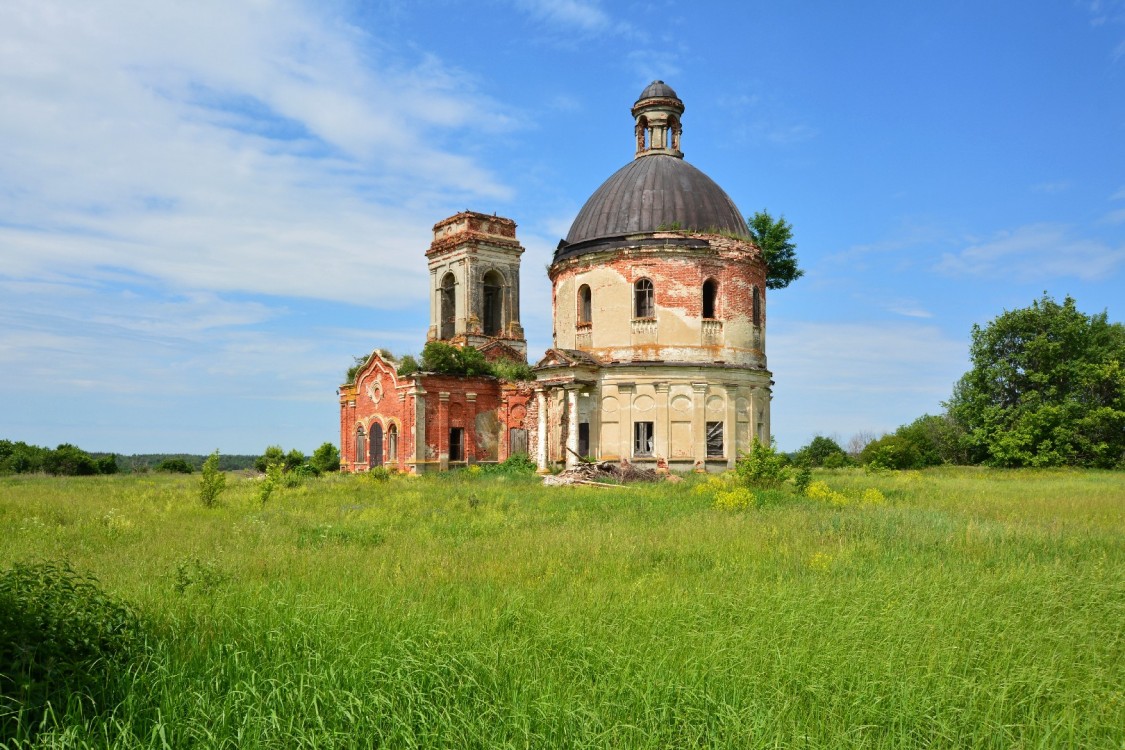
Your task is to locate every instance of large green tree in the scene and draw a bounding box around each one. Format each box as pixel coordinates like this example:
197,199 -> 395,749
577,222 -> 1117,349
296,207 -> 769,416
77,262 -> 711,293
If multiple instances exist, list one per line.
747,210 -> 804,290
947,294 -> 1125,468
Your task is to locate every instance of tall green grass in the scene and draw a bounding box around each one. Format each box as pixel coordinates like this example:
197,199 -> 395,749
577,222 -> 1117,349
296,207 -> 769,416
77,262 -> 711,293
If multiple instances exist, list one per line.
1,468 -> 1121,748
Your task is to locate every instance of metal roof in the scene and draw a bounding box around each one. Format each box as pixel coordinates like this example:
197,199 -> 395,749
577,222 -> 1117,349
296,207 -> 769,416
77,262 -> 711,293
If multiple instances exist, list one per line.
636,80 -> 680,102
557,155 -> 749,259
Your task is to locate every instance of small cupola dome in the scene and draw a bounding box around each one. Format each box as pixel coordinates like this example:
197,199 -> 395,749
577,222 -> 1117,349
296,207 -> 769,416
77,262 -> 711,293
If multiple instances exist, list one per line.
632,80 -> 685,159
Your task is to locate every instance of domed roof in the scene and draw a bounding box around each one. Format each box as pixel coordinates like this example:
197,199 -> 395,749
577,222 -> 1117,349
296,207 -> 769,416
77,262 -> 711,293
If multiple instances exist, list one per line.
558,155 -> 749,257
636,80 -> 679,102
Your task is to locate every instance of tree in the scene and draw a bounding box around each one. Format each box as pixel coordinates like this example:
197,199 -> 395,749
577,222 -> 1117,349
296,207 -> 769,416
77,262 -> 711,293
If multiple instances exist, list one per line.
155,457 -> 194,474
946,294 -> 1125,468
747,210 -> 804,290
254,445 -> 286,473
44,444 -> 99,476
793,435 -> 847,466
310,442 -> 341,473
199,450 -> 226,508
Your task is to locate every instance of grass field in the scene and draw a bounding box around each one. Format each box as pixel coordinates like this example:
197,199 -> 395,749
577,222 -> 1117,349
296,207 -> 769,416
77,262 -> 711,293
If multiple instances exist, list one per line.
1,467 -> 1122,748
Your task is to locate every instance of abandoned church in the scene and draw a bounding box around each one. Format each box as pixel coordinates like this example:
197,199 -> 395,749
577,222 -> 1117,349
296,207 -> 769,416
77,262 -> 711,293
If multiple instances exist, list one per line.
339,81 -> 772,473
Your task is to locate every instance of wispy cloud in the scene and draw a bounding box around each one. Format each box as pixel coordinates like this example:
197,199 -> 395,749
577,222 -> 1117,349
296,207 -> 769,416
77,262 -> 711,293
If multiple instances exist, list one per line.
1031,180 -> 1072,194
885,300 -> 934,319
934,224 -> 1125,281
0,0 -> 517,307
513,0 -> 616,33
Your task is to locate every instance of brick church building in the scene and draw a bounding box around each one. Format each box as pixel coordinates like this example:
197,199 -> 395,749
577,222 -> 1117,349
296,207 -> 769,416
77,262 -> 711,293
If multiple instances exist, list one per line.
339,81 -> 772,473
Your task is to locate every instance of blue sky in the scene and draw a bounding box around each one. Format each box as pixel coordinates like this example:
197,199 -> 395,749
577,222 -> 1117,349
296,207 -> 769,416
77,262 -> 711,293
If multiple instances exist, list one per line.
2,0 -> 1123,455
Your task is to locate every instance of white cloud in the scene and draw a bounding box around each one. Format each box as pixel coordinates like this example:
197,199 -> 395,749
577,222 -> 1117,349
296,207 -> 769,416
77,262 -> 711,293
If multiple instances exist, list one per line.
769,320 -> 967,449
934,224 -> 1125,281
0,0 -> 518,307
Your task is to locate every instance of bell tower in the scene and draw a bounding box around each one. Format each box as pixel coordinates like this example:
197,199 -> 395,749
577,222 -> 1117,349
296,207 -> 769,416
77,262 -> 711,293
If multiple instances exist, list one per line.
425,211 -> 527,358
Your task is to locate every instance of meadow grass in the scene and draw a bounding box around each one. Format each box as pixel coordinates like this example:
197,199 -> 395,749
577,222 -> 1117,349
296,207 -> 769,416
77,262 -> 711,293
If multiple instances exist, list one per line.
0,467 -> 1122,748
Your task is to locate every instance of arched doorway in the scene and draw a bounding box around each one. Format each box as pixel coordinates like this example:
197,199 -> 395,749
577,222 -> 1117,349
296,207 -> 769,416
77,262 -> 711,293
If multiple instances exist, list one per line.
371,422 -> 383,467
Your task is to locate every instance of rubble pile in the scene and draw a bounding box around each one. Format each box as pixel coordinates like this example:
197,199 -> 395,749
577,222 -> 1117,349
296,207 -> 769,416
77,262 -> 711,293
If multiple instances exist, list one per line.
542,460 -> 662,486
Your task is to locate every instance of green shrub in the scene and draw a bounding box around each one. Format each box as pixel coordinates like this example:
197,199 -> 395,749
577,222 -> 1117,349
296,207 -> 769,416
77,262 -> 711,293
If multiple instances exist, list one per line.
0,561 -> 150,738
481,452 -> 538,475
734,439 -> 790,489
490,358 -> 535,381
396,354 -> 420,377
368,466 -> 393,482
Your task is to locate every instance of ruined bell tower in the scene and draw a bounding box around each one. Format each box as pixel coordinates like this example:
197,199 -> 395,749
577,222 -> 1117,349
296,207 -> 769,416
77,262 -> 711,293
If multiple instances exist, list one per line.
425,211 -> 527,359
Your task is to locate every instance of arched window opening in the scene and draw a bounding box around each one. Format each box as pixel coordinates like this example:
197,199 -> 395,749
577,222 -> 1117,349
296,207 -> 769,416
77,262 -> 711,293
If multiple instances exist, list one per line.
702,278 -> 718,319
669,116 -> 681,150
371,422 -> 383,467
482,270 -> 503,336
386,424 -> 398,465
636,116 -> 649,152
752,286 -> 761,327
440,273 -> 456,339
578,284 -> 592,325
355,426 -> 366,465
634,278 -> 654,319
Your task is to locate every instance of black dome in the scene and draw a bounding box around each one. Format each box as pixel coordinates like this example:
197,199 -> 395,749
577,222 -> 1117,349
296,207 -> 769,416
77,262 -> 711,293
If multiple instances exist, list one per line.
636,80 -> 679,102
558,155 -> 749,259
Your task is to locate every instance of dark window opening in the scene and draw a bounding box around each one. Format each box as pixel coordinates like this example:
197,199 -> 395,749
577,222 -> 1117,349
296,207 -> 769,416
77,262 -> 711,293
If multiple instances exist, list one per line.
482,270 -> 503,336
440,273 -> 456,339
371,422 -> 383,467
634,421 -> 654,457
706,421 -> 724,457
355,426 -> 366,464
702,278 -> 718,319
752,286 -> 761,327
578,423 -> 590,458
634,278 -> 654,319
578,284 -> 592,325
449,427 -> 464,462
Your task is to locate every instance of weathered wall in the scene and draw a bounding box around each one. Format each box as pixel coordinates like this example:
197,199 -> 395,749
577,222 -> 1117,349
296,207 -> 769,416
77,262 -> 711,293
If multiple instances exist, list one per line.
550,233 -> 766,367
340,353 -> 534,473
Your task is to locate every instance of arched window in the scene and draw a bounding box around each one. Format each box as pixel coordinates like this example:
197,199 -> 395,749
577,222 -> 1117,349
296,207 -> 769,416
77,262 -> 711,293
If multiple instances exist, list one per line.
702,278 -> 718,319
440,273 -> 456,339
752,286 -> 761,327
669,115 -> 681,151
634,278 -> 654,319
578,284 -> 592,325
386,424 -> 398,465
482,270 -> 503,336
355,425 -> 366,465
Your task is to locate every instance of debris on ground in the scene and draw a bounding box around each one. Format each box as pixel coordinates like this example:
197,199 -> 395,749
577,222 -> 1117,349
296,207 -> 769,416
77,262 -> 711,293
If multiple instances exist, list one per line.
542,460 -> 665,486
